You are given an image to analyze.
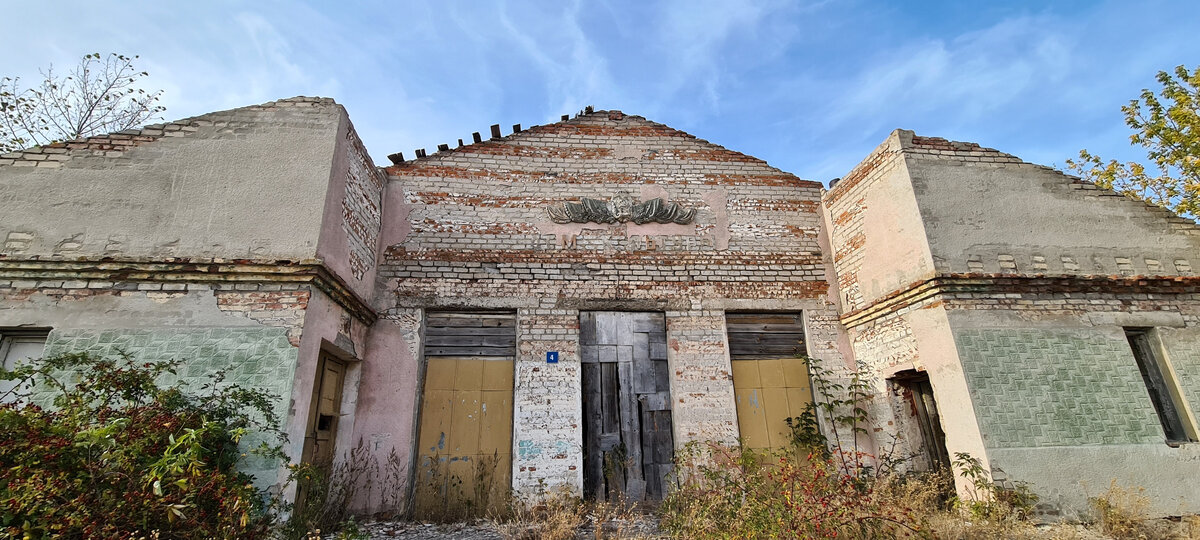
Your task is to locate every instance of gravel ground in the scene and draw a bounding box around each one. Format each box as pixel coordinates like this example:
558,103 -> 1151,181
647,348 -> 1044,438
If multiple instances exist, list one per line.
335,514 -> 665,540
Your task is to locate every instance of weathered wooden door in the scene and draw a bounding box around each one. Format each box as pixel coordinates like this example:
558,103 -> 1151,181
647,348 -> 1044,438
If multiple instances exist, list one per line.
297,352 -> 346,515
579,312 -> 673,501
414,312 -> 515,519
893,370 -> 951,471
307,352 -> 346,470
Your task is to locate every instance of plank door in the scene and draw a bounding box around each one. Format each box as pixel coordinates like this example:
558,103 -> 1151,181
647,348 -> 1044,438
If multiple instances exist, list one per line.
727,312 -> 814,451
297,352 -> 347,515
414,312 -> 515,519
305,352 -> 346,470
579,311 -> 673,502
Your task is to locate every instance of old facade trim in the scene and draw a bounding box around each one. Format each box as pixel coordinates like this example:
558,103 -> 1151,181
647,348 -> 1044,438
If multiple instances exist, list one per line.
0,258 -> 378,324
841,273 -> 1200,329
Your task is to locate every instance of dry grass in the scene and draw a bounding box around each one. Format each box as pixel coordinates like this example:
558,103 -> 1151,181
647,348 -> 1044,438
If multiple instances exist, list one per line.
492,488 -> 586,540
491,488 -> 661,540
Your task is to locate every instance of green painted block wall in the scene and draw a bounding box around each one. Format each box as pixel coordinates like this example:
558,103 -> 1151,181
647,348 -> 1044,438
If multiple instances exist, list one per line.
954,328 -> 1163,448
41,327 -> 298,488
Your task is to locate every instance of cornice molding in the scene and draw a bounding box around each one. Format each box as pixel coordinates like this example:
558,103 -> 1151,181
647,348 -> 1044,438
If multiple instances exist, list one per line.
840,273 -> 1200,329
0,258 -> 378,325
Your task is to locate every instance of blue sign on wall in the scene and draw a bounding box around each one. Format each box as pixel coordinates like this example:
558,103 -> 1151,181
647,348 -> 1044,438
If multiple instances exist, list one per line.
546,351 -> 559,364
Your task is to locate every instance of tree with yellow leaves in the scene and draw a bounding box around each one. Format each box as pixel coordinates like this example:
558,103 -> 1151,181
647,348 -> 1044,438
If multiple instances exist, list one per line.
1067,65 -> 1199,218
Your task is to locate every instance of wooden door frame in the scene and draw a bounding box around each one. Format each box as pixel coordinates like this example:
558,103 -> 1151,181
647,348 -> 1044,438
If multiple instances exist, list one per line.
300,349 -> 349,469
408,310 -> 518,518
891,370 -> 951,471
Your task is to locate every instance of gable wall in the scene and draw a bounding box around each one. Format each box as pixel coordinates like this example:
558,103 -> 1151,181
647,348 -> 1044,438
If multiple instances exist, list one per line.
356,110 -> 848,502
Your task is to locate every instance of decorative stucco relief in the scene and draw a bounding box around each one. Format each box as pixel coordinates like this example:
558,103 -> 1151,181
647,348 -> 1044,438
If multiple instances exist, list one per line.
547,191 -> 695,225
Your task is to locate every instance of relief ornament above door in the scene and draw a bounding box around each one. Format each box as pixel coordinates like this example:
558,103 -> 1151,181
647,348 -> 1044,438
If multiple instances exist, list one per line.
547,191 -> 696,225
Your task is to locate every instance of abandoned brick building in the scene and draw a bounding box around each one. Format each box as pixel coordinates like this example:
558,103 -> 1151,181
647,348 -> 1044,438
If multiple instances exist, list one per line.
1,97 -> 1197,517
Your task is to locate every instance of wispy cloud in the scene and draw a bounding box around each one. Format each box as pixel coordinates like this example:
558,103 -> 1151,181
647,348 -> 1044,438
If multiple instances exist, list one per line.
0,0 -> 1196,179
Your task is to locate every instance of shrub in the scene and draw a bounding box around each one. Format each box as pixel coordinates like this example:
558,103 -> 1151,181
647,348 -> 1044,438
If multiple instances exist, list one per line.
0,352 -> 286,539
659,441 -> 928,539
950,452 -> 1037,522
492,485 -> 584,540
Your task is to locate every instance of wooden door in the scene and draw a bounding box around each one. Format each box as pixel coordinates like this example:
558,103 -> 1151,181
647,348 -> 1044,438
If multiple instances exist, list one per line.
579,312 -> 673,502
414,313 -> 515,519
307,353 -> 346,470
894,371 -> 951,471
727,313 -> 813,451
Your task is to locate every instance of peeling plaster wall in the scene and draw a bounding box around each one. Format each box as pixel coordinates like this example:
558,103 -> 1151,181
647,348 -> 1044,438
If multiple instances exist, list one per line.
822,129 -> 1200,514
316,115 -> 385,301
368,110 -> 847,498
822,131 -> 937,313
0,98 -> 342,262
902,132 -> 1200,277
0,97 -> 384,499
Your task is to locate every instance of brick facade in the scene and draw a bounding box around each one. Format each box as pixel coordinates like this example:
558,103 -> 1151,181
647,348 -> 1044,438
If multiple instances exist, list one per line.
3,100 -> 1199,517
372,110 -> 845,497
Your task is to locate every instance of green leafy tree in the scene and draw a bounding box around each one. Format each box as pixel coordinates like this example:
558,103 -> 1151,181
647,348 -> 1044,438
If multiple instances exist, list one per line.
0,53 -> 164,153
1066,65 -> 1200,217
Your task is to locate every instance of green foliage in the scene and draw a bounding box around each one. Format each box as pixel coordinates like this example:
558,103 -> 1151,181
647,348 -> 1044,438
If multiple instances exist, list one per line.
793,355 -> 901,481
950,452 -> 1037,522
660,441 -> 928,539
1067,65 -> 1200,217
785,401 -> 829,459
0,53 -> 165,152
0,352 -> 286,539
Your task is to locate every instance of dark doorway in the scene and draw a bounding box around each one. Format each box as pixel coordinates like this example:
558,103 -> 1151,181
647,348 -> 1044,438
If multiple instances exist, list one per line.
579,312 -> 673,501
892,370 -> 951,471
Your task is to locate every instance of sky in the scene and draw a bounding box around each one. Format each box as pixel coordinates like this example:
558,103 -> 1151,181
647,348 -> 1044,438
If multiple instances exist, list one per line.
2,0 -> 1197,183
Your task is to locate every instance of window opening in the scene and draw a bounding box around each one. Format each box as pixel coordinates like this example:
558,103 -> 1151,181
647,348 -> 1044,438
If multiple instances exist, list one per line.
0,330 -> 48,398
1125,328 -> 1193,444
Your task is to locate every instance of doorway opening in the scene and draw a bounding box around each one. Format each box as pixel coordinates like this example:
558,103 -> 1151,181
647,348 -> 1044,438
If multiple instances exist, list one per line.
891,370 -> 951,471
579,311 -> 673,502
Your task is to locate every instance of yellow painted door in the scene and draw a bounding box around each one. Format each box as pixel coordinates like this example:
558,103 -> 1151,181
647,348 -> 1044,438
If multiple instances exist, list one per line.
732,357 -> 814,451
414,356 -> 513,519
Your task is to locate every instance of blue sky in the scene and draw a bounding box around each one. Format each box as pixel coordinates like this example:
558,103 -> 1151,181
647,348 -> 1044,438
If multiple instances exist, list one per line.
2,0 -> 1197,183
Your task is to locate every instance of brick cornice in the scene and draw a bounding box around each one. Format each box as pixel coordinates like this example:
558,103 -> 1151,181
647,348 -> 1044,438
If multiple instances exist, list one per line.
840,273 -> 1200,329
0,258 -> 377,324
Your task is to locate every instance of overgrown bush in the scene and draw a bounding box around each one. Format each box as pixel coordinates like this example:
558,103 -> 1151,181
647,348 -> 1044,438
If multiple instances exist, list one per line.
1090,480 -> 1155,539
660,441 -> 929,538
492,486 -> 585,540
0,352 -> 286,539
950,452 -> 1037,523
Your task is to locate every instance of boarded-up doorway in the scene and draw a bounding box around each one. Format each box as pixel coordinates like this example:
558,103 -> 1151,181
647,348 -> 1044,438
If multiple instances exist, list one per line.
892,370 -> 951,471
579,311 -> 673,502
727,312 -> 813,451
414,312 -> 515,519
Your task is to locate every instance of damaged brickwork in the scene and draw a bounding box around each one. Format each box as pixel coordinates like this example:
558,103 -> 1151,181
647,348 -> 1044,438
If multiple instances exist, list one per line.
4,98 -> 1200,518
373,110 -> 846,497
